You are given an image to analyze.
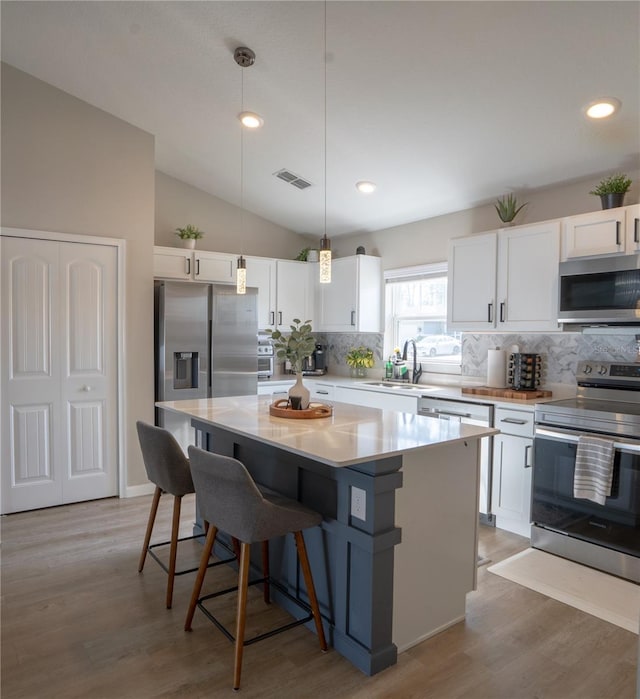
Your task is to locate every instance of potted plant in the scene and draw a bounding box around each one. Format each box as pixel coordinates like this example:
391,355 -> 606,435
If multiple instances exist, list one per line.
295,247 -> 319,262
346,346 -> 375,378
589,173 -> 632,210
266,319 -> 315,409
175,224 -> 204,249
494,193 -> 528,225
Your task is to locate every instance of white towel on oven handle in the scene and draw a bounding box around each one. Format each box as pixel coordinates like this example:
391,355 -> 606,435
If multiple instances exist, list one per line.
573,435 -> 615,506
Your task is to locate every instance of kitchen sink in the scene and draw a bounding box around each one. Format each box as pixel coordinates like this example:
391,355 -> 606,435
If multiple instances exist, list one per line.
362,381 -> 439,393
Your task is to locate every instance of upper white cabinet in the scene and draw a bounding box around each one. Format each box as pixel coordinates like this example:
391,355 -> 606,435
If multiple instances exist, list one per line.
561,206 -> 630,260
496,221 -> 561,331
625,204 -> 640,253
245,256 -> 314,331
317,255 -> 382,332
448,232 -> 497,330
153,246 -> 236,283
448,221 -> 560,332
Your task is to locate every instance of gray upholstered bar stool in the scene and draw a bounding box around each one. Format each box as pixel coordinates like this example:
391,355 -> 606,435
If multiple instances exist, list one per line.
185,446 -> 327,691
136,421 -> 234,609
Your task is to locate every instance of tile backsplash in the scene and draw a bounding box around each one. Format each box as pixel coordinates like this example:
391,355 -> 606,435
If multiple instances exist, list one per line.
462,331 -> 640,386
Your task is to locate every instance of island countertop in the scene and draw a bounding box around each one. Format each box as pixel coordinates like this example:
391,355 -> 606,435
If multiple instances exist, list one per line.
157,394 -> 497,467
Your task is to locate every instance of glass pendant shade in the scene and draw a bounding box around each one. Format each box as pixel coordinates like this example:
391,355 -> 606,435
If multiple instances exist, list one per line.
319,234 -> 331,284
236,255 -> 247,295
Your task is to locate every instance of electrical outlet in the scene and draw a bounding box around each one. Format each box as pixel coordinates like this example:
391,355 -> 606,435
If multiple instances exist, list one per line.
351,486 -> 366,521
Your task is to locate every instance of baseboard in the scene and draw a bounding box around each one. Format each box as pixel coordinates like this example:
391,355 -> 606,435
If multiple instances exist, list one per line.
122,483 -> 155,499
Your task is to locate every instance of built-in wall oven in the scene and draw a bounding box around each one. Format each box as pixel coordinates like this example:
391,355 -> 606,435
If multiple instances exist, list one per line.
532,361 -> 640,583
419,397 -> 494,524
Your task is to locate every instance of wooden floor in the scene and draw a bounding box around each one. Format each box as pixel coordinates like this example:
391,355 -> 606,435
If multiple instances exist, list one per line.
2,494 -> 637,699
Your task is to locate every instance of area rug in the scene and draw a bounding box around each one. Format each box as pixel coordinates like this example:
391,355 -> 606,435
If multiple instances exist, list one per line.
487,548 -> 640,634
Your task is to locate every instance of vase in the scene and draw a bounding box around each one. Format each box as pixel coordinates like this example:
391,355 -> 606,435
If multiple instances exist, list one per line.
288,373 -> 310,410
600,193 -> 625,210
351,366 -> 367,378
180,238 -> 196,249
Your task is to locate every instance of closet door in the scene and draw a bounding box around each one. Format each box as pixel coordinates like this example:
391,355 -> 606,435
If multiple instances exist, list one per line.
1,236 -> 118,513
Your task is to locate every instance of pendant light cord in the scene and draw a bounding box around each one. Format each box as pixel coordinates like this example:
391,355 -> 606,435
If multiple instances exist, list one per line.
323,0 -> 327,240
240,64 -> 244,256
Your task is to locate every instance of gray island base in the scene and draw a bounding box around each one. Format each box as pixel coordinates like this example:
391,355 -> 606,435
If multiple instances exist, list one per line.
157,395 -> 497,676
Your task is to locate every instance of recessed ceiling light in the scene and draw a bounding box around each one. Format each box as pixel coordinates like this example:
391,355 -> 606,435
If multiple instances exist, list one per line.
239,111 -> 264,128
584,98 -> 621,119
356,181 -> 377,194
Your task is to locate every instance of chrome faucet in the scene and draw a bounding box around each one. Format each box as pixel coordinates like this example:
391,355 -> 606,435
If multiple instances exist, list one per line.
402,339 -> 423,384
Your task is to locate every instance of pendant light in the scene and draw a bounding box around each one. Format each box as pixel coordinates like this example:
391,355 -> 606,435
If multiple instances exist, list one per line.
234,46 -> 257,295
319,2 -> 332,284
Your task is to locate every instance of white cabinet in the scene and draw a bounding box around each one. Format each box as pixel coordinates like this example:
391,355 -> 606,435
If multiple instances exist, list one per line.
246,257 -> 314,331
625,204 -> 640,253
561,207 -> 628,260
448,232 -> 497,330
153,246 -> 236,283
307,382 -> 335,402
334,385 -> 418,413
496,221 -> 561,331
317,255 -> 382,332
257,380 -> 293,398
448,222 -> 560,332
491,406 -> 534,538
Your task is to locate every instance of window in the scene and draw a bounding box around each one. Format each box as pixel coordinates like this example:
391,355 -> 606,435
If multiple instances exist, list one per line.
384,263 -> 461,375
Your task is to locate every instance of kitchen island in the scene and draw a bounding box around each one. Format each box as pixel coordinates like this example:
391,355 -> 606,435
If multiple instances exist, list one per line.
158,395 -> 497,675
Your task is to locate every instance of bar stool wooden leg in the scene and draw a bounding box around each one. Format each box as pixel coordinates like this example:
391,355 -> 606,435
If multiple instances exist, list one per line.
138,486 -> 162,572
184,525 -> 218,631
233,543 -> 251,691
261,540 -> 270,604
294,531 -> 327,651
231,536 -> 241,561
166,495 -> 182,609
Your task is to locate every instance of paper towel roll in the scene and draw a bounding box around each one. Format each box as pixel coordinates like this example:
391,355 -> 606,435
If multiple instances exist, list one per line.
487,349 -> 507,388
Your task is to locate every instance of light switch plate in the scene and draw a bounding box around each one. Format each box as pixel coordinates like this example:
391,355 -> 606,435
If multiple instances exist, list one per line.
351,486 -> 366,520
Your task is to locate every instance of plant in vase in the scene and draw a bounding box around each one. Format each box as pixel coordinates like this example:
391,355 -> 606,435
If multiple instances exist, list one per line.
346,346 -> 375,378
266,319 -> 315,409
175,224 -> 204,249
589,173 -> 632,210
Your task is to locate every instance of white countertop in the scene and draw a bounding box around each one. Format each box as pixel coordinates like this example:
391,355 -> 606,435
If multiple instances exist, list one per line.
157,395 -> 497,468
259,373 -> 576,409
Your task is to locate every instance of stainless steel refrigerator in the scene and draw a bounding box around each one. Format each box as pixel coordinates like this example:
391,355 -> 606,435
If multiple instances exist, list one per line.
154,280 -> 258,454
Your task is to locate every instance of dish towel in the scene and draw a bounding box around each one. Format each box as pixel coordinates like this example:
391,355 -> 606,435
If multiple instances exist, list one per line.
573,435 -> 615,505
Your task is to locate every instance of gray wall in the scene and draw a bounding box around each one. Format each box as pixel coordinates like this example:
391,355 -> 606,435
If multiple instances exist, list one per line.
332,172 -> 640,268
155,171 -> 309,259
1,62 -> 155,489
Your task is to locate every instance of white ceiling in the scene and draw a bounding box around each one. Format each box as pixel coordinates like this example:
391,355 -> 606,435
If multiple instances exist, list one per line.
2,1 -> 639,237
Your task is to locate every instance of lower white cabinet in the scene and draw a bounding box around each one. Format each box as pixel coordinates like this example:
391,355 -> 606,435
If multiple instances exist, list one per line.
308,382 -> 334,402
334,386 -> 418,413
257,380 -> 293,398
491,406 -> 533,537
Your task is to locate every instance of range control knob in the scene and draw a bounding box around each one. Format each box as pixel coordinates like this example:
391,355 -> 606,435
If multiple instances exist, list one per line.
583,364 -> 593,374
597,365 -> 608,375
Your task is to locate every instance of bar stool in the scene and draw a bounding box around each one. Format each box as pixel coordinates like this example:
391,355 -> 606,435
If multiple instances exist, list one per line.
136,421 -> 235,609
185,446 -> 327,691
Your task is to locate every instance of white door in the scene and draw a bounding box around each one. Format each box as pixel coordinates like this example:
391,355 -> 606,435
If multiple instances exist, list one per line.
1,236 -> 118,513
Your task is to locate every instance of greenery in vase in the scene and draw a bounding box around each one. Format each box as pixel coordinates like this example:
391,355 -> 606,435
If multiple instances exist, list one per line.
266,319 -> 315,374
589,173 -> 632,196
175,224 -> 204,240
494,193 -> 528,223
345,346 -> 375,369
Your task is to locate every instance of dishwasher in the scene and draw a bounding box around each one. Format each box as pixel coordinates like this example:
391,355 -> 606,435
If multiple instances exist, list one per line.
419,396 -> 495,525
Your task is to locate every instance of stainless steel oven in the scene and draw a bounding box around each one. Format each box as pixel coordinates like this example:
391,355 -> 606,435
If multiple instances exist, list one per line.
257,337 -> 274,379
532,361 -> 640,582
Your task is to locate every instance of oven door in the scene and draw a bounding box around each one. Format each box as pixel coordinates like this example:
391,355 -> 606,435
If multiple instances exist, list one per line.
532,426 -> 640,557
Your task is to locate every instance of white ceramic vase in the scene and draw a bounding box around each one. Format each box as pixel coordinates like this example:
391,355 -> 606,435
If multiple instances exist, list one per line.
288,373 -> 310,410
180,238 -> 196,249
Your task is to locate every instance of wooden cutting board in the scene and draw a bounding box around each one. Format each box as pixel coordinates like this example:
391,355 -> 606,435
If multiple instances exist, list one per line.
461,386 -> 552,400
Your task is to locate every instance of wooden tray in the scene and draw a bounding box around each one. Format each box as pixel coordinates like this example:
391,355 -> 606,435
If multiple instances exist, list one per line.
461,386 -> 552,400
269,399 -> 333,419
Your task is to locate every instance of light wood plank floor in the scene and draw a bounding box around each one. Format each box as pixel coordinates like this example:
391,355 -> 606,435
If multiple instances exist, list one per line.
2,494 -> 637,698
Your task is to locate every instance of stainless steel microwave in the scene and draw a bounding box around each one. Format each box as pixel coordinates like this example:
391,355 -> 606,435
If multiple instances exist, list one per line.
558,254 -> 640,323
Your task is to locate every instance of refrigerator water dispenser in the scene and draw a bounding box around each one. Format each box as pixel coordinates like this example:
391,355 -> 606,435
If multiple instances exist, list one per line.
174,352 -> 199,390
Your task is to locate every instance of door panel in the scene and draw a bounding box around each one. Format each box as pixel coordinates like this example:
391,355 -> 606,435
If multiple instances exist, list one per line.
59,243 -> 117,504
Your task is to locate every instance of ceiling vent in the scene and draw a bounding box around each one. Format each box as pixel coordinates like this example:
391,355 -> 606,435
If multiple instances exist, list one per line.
274,169 -> 312,190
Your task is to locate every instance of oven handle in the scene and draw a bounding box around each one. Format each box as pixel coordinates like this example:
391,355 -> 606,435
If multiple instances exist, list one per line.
535,427 -> 640,454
